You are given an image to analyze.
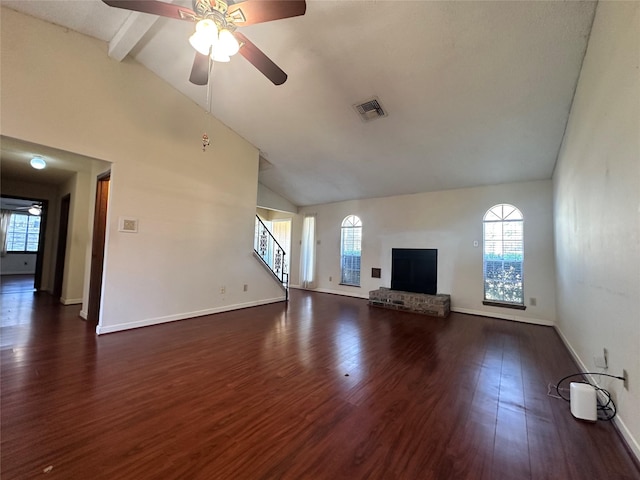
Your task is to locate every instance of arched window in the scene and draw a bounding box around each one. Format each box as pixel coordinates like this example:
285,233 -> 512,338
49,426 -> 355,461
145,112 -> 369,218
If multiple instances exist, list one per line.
340,215 -> 362,286
483,204 -> 524,305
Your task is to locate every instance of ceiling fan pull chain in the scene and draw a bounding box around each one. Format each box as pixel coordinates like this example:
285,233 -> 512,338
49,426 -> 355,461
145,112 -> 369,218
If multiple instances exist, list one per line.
202,56 -> 214,152
207,55 -> 214,113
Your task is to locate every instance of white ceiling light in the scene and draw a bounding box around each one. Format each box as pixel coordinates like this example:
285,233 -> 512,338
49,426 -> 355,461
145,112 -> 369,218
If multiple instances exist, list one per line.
30,157 -> 46,169
189,19 -> 218,55
218,29 -> 239,56
189,19 -> 240,61
28,205 -> 42,216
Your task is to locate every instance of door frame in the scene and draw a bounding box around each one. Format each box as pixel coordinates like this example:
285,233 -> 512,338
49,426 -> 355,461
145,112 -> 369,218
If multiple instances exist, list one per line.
87,172 -> 110,323
53,194 -> 71,301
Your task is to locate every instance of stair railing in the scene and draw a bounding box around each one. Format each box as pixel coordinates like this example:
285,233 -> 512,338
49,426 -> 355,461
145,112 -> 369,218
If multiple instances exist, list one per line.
254,216 -> 289,299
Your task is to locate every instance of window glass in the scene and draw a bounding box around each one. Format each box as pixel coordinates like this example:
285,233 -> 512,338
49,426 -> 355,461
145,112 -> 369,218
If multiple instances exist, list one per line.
341,215 -> 362,286
483,204 -> 523,304
7,213 -> 41,252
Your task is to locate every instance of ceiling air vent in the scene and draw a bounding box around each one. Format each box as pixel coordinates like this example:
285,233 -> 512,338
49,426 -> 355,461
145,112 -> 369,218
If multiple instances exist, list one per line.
353,97 -> 387,122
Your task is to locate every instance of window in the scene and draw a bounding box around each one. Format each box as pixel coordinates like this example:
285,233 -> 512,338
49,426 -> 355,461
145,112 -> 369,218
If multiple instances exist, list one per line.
300,214 -> 316,288
483,204 -> 524,306
340,215 -> 362,286
6,213 -> 41,252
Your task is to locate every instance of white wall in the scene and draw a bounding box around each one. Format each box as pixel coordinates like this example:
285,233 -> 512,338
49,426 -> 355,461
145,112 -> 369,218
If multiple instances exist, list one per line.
257,183 -> 298,214
1,8 -> 285,333
553,1 -> 640,458
292,180 -> 557,325
0,253 -> 36,275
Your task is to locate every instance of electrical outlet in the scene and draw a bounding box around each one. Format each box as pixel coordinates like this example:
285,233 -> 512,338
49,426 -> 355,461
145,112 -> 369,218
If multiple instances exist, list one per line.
243,284 -> 248,292
594,355 -> 607,369
220,286 -> 226,294
529,297 -> 537,306
329,276 -> 332,282
623,369 -> 629,390
594,348 -> 608,369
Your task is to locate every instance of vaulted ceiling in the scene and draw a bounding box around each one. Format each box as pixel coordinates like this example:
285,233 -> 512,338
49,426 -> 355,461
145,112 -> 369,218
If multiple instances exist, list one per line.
1,0 -> 597,206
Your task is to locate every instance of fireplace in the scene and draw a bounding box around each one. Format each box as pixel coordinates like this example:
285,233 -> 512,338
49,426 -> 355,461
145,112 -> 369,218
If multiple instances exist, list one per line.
391,248 -> 437,295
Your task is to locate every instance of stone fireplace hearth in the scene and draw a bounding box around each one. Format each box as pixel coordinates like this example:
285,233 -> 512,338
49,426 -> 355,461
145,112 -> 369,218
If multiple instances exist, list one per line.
369,288 -> 450,318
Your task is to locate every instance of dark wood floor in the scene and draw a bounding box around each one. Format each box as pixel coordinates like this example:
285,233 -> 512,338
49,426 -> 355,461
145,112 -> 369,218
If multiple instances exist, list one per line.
0,274 -> 35,294
1,277 -> 638,479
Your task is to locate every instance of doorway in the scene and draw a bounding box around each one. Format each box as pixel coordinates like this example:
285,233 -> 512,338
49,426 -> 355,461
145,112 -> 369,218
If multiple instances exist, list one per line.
271,219 -> 292,276
0,195 -> 48,292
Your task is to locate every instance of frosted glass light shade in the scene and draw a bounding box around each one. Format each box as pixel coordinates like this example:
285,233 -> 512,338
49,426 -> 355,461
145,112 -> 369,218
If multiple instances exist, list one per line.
189,19 -> 218,55
211,51 -> 231,62
189,32 -> 211,55
218,29 -> 239,56
30,157 -> 46,169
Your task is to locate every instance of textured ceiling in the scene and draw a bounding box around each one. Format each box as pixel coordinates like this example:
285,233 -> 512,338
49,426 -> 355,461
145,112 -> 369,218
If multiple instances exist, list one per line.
1,0 -> 597,206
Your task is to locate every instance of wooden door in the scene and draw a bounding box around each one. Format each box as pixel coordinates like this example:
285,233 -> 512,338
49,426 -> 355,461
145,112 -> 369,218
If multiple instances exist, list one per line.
87,173 -> 110,323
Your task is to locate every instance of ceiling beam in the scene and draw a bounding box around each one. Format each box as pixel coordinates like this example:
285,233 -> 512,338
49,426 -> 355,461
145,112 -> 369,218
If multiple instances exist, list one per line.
108,11 -> 160,61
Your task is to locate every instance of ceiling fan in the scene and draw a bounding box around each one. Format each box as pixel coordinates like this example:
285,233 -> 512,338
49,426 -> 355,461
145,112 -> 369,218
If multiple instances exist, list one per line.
102,0 -> 306,86
14,203 -> 42,216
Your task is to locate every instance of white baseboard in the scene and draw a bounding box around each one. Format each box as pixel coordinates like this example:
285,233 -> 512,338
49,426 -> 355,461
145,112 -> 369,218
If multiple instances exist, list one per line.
314,287 -> 369,299
554,325 -> 640,463
95,296 -> 286,335
451,306 -> 555,326
611,415 -> 640,465
79,310 -> 87,320
60,297 -> 82,305
289,285 -> 369,299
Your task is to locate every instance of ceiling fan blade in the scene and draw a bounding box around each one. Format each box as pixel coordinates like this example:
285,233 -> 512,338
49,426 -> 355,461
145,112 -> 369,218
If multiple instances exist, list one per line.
101,0 -> 196,21
227,0 -> 306,26
235,32 -> 287,85
189,52 -> 210,85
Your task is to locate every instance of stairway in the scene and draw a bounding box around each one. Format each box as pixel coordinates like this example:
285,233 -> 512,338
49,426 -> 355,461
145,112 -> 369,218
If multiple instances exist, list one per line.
254,215 -> 289,300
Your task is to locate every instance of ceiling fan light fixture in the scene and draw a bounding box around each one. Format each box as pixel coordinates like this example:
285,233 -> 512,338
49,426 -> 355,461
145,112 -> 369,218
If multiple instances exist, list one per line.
28,206 -> 42,216
30,156 -> 46,170
218,29 -> 239,56
211,50 -> 231,62
101,0 -> 307,86
189,19 -> 218,55
189,32 -> 211,55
